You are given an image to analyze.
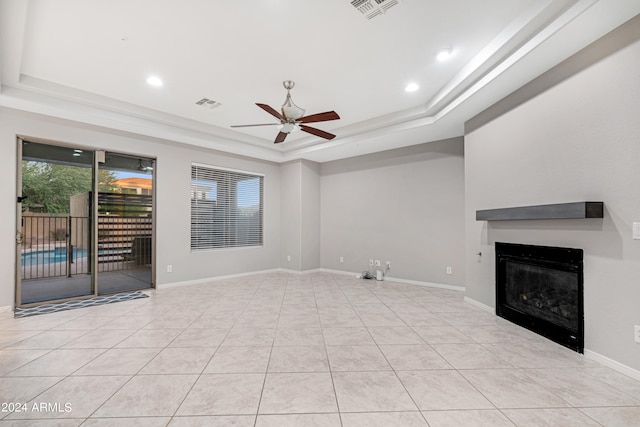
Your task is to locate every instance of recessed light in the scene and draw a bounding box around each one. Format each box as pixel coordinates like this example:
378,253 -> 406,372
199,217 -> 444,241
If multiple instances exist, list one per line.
73,149 -> 83,153
146,76 -> 163,87
405,83 -> 419,93
437,48 -> 453,62
72,153 -> 81,157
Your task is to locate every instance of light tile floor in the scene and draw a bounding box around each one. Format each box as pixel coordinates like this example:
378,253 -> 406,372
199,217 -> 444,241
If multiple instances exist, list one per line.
1,272 -> 639,426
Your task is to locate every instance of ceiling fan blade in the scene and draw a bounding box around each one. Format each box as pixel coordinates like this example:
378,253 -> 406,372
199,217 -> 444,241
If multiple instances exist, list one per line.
298,111 -> 340,124
274,131 -> 288,144
230,123 -> 281,128
256,103 -> 285,120
300,125 -> 336,140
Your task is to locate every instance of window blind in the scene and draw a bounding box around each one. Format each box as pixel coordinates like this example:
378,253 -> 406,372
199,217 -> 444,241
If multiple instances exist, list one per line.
191,164 -> 263,250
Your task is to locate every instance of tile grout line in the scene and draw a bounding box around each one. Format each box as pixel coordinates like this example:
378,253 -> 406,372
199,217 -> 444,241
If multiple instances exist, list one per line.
347,281 -> 433,423
316,276 -> 345,427
252,275 -> 287,425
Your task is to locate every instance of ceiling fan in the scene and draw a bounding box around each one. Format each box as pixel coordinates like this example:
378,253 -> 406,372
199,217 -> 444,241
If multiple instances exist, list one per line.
231,81 -> 340,144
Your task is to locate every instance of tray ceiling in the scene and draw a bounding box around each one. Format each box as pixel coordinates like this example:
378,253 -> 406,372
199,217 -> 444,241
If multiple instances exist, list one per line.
1,0 -> 639,162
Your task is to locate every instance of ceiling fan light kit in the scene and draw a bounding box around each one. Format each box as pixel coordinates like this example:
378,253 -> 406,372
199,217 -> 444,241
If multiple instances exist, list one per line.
231,80 -> 340,144
280,123 -> 299,133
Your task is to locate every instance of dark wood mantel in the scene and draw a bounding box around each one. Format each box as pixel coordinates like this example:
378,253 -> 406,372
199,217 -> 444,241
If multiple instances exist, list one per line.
476,202 -> 603,221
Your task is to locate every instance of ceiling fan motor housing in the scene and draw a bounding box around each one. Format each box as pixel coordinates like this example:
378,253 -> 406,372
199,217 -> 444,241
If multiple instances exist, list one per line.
281,81 -> 305,120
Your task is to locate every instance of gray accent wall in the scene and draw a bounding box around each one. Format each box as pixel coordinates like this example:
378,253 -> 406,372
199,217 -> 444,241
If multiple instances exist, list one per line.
465,29 -> 640,370
280,159 -> 322,272
320,138 -> 465,286
301,160 -> 321,271
280,160 -> 302,271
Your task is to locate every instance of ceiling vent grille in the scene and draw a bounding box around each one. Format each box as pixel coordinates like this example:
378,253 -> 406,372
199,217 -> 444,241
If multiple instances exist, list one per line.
195,98 -> 222,109
350,0 -> 400,19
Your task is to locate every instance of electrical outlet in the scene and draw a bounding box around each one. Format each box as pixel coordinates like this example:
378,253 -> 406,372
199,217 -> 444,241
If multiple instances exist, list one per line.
339,256 -> 344,263
446,266 -> 452,275
375,260 -> 381,267
167,265 -> 172,273
386,261 -> 391,269
287,255 -> 291,262
369,259 -> 374,266
635,325 -> 640,344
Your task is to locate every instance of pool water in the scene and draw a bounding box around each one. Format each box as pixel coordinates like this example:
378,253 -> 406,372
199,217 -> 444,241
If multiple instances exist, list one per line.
21,248 -> 88,266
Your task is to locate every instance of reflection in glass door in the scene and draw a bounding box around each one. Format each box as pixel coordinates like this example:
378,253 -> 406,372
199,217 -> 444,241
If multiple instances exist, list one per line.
97,153 -> 154,293
18,140 -> 97,305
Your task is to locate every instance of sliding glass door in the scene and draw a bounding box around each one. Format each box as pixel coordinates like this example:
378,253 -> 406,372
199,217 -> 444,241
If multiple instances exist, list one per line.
96,153 -> 154,294
17,140 -> 97,305
16,139 -> 154,307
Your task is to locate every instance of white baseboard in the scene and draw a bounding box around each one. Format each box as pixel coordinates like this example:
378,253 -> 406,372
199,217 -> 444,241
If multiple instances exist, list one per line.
157,268 -> 281,289
463,296 -> 495,314
0,305 -> 12,314
277,268 -> 324,275
384,276 -> 465,292
584,349 -> 640,382
158,267 -> 334,289
318,268 -> 361,277
158,268 -> 464,294
319,269 -> 465,292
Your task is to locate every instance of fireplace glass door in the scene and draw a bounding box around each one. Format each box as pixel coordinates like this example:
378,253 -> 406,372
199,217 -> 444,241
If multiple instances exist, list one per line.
496,242 -> 584,353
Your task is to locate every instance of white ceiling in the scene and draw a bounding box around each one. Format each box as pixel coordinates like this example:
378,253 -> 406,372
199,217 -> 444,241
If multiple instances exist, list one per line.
1,0 -> 639,163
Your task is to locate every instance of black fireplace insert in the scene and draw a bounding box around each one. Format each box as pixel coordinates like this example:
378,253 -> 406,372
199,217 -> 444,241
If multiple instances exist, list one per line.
496,242 -> 584,353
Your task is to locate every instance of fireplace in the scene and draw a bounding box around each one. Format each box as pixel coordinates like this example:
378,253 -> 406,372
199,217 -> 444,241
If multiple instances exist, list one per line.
495,242 -> 584,353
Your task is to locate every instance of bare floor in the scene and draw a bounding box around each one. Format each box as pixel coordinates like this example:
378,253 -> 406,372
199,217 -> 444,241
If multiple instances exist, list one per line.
1,272 -> 639,426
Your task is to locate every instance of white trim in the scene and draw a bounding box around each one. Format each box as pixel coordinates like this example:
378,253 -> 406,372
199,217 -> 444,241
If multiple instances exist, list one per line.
317,268 -> 360,277
278,268 -> 324,275
157,268 -> 281,289
463,296 -> 495,314
319,269 -> 465,292
384,275 -> 465,292
157,268 -> 465,293
584,349 -> 640,383
157,267 -> 332,289
0,305 -> 13,314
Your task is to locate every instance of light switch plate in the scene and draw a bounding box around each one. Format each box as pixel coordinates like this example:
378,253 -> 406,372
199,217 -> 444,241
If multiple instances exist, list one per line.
633,223 -> 640,240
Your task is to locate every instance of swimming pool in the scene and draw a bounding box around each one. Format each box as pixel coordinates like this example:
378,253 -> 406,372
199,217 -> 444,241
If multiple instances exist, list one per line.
21,247 -> 88,266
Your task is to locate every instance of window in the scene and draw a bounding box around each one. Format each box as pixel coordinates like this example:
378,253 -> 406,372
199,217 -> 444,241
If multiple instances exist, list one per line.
191,164 -> 264,250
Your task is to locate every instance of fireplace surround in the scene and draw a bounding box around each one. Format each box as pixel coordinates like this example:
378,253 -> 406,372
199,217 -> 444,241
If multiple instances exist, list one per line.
495,242 -> 584,352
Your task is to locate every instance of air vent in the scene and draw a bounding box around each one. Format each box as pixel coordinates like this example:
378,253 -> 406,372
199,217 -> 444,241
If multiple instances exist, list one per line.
195,98 -> 222,109
350,0 -> 400,19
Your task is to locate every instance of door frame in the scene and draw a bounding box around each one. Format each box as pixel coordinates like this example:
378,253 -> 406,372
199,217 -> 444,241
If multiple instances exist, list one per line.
15,137 -> 23,307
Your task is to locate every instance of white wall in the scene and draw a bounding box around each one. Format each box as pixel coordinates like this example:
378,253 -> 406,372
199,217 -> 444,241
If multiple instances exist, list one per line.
465,36 -> 640,371
320,138 -> 465,286
0,109 -> 282,308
